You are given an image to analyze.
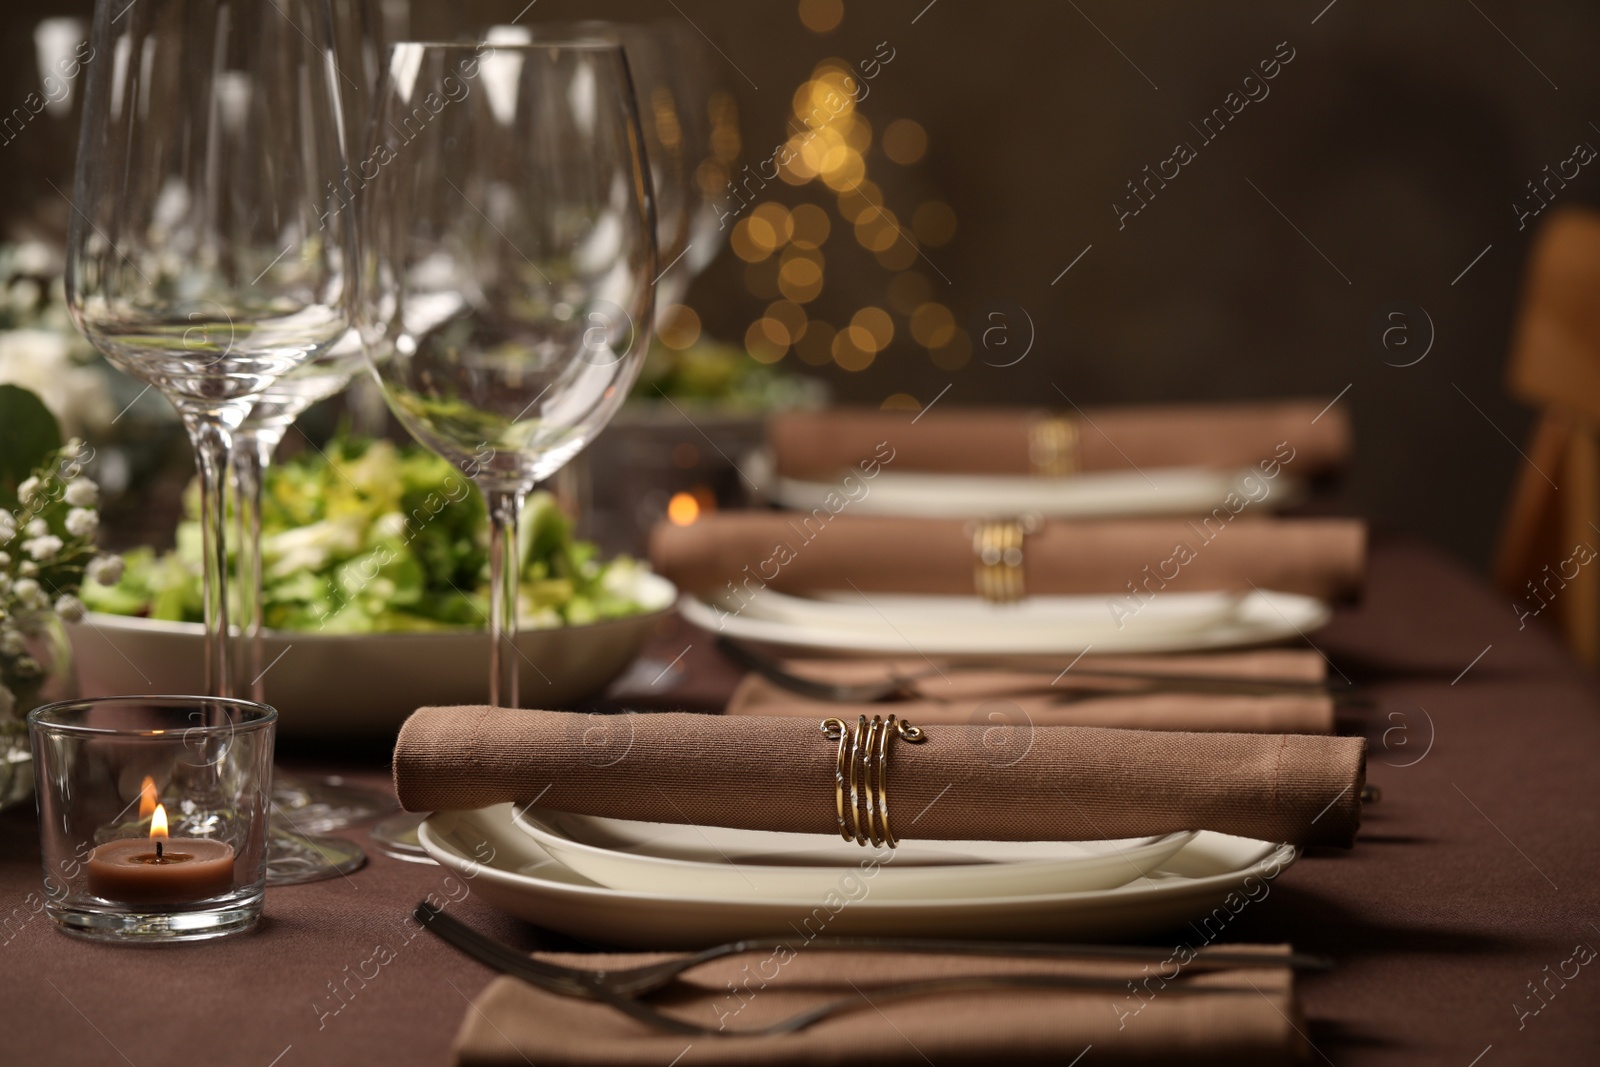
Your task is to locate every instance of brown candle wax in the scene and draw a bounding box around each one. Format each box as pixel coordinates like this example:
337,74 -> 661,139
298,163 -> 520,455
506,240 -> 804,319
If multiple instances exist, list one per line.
85,838 -> 235,905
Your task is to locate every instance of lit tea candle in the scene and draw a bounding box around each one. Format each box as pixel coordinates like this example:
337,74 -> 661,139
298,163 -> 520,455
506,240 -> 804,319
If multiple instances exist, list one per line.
85,804 -> 235,905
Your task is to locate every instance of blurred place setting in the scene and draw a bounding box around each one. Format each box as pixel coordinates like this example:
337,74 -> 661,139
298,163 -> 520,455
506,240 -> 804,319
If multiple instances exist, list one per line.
1,3 -> 1597,1066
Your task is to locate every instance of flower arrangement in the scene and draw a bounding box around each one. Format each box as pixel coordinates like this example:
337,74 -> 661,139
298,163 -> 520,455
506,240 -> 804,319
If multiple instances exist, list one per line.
1,384 -> 118,741
0,241 -> 114,437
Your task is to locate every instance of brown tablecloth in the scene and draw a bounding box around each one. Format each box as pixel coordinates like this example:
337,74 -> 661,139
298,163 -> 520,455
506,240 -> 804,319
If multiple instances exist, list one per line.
2,536 -> 1597,1065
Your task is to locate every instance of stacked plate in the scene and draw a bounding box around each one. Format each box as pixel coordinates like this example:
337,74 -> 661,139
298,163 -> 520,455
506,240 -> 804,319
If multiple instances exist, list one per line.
681,587 -> 1331,656
419,804 -> 1298,948
773,466 -> 1307,520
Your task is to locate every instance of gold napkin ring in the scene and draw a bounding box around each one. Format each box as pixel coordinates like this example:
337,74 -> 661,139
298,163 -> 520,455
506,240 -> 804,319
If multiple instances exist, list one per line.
822,715 -> 926,848
968,516 -> 1040,603
1028,414 -> 1079,476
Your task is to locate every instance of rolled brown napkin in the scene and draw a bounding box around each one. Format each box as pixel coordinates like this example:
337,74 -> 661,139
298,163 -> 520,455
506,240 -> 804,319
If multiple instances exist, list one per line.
394,707 -> 1364,847
769,398 -> 1350,479
725,669 -> 1337,734
454,946 -> 1306,1066
650,513 -> 1366,602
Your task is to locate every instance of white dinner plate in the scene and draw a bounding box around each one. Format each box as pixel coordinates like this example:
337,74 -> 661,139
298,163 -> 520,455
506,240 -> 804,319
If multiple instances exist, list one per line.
774,467 -> 1306,519
510,806 -> 1197,901
66,572 -> 677,736
420,805 -> 1299,947
680,587 -> 1330,657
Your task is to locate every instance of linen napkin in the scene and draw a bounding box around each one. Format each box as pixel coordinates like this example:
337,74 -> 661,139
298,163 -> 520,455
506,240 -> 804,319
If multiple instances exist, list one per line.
649,513 -> 1366,601
453,945 -> 1307,1066
769,398 -> 1349,479
394,708 -> 1364,847
724,669 -> 1336,734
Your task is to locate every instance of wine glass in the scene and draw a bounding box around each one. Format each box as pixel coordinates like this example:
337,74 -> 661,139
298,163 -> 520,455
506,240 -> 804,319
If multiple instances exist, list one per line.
222,1 -> 398,870
474,22 -> 694,327
357,40 -> 656,853
67,1 -> 350,701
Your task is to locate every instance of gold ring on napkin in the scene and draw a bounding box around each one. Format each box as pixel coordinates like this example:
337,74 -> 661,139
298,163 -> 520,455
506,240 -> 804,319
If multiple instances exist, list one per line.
1028,414 -> 1079,476
823,715 -> 926,847
970,517 -> 1040,602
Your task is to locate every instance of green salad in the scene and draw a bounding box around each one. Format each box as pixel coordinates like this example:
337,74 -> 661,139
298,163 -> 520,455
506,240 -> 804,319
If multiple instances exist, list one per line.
83,437 -> 650,633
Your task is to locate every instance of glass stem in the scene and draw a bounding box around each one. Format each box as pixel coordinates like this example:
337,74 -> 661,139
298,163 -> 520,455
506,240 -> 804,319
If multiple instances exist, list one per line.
182,413 -> 236,699
233,426 -> 285,704
485,487 -> 525,709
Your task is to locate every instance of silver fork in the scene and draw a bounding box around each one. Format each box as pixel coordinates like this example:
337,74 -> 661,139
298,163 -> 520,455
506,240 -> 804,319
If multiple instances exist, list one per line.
417,904 -> 1327,1037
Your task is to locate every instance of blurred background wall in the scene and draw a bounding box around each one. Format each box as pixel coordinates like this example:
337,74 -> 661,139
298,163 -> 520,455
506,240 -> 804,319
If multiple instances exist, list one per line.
5,0 -> 1596,571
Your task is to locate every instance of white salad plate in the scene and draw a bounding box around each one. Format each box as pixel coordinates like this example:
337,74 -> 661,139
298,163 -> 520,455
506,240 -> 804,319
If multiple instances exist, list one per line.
774,467 -> 1306,520
420,805 -> 1300,947
510,806 -> 1197,901
680,587 -> 1330,657
66,572 -> 677,736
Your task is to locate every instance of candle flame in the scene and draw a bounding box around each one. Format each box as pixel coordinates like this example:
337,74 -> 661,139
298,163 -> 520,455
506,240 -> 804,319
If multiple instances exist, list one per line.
667,491 -> 700,526
138,776 -> 158,819
150,804 -> 169,840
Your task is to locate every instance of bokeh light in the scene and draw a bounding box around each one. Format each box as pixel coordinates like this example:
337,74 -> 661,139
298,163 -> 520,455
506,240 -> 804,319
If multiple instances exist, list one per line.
881,393 -> 921,412
766,299 -> 809,341
930,327 -> 972,371
667,492 -> 700,526
832,327 -> 875,371
851,306 -> 894,349
881,118 -> 927,164
657,305 -> 702,350
790,203 -> 832,248
778,252 -> 825,302
745,316 -> 791,363
910,302 -> 956,348
798,0 -> 844,34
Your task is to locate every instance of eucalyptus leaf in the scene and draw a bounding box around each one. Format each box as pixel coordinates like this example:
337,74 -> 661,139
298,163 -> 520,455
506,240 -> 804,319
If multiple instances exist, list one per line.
0,384 -> 64,512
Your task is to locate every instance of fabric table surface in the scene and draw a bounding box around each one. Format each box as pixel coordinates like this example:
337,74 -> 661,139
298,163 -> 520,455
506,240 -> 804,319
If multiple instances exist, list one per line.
1,536 -> 1597,1066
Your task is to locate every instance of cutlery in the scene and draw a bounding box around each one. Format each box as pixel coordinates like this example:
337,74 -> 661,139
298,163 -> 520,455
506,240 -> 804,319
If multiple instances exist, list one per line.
417,903 -> 1327,1036
718,637 -> 1359,705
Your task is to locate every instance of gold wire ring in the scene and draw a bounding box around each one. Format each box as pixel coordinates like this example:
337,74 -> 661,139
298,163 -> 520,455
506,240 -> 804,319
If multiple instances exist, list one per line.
822,717 -> 851,843
819,715 -> 927,848
847,715 -> 868,847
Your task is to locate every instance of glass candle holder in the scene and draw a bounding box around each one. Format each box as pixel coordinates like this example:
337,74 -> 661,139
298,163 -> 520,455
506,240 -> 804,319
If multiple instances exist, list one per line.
28,696 -> 275,943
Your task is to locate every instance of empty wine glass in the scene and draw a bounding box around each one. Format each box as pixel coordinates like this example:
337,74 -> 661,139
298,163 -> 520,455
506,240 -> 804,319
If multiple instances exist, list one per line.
208,2 -> 398,874
67,0 -> 351,702
356,40 -> 655,853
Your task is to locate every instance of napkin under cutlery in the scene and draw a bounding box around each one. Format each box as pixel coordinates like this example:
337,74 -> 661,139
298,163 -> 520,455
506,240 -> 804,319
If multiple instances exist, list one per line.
393,708 -> 1364,847
451,944 -> 1308,1065
769,398 -> 1349,479
725,666 -> 1337,734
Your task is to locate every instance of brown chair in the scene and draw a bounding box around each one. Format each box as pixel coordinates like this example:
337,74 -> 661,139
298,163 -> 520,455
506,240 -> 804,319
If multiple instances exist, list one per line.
1496,206 -> 1600,662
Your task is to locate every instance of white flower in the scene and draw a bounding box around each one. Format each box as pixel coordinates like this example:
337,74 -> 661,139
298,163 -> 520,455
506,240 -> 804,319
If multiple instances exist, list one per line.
87,555 -> 123,586
0,330 -> 115,435
64,508 -> 97,539
0,629 -> 24,656
16,477 -> 41,506
64,480 -> 98,508
18,561 -> 37,577
24,535 -> 63,561
0,513 -> 14,542
0,574 -> 10,596
12,578 -> 39,601
12,241 -> 55,276
0,550 -> 9,566
53,595 -> 85,622
24,518 -> 46,538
